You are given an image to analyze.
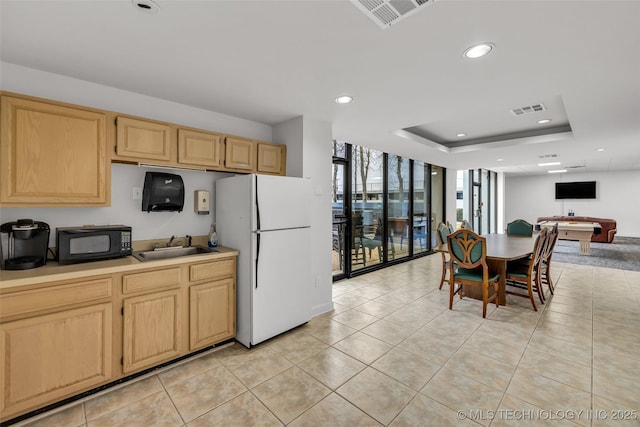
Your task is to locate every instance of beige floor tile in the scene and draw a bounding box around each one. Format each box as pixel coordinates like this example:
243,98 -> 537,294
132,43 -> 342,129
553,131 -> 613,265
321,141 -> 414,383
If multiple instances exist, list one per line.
21,403 -> 85,427
593,367 -> 640,410
333,331 -> 393,364
592,395 -> 640,427
166,365 -> 246,422
267,331 -> 329,364
187,391 -> 282,427
390,393 -> 480,427
533,321 -> 593,348
420,367 -> 503,418
461,330 -> 527,367
506,369 -> 591,427
371,347 -> 441,391
251,366 -> 331,424
539,310 -> 593,331
222,346 -> 293,388
289,393 -> 381,426
87,391 -> 182,427
332,309 -> 379,330
297,347 -> 366,389
593,348 -> 640,380
518,348 -> 591,392
493,394 -> 582,427
527,333 -> 592,368
158,350 -> 222,387
332,293 -> 371,308
354,300 -> 399,318
444,349 -> 516,392
545,300 -> 592,320
305,318 -> 357,345
336,367 -> 416,425
84,376 -> 163,420
360,319 -> 415,345
396,331 -> 460,366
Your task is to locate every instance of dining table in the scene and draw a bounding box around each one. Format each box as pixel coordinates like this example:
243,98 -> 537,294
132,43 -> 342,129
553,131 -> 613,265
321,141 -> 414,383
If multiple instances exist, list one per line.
436,233 -> 536,305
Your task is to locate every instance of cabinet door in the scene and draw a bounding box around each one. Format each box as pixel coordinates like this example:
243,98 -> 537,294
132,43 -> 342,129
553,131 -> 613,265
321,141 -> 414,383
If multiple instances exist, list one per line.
116,116 -> 171,161
178,129 -> 224,168
224,136 -> 255,171
122,289 -> 181,373
257,142 -> 286,175
189,278 -> 235,350
0,303 -> 112,417
0,96 -> 108,206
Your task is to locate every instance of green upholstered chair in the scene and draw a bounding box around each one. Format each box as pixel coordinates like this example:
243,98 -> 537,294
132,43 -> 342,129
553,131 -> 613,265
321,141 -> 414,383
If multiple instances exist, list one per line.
447,229 -> 499,318
506,219 -> 534,236
505,228 -> 548,311
539,222 -> 559,298
436,222 -> 454,290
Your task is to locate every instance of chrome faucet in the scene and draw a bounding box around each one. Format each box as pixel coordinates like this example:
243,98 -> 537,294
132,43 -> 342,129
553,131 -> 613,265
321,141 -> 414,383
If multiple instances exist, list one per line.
186,235 -> 192,247
167,235 -> 176,247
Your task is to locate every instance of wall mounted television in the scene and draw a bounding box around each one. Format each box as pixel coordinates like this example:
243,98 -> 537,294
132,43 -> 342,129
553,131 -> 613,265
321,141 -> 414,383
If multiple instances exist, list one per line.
555,181 -> 596,199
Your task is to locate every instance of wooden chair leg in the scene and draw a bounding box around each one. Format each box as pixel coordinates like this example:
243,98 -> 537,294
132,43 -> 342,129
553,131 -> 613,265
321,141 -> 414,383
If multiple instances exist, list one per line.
527,278 -> 538,311
449,279 -> 455,310
482,284 -> 489,318
439,263 -> 446,290
545,264 -> 555,294
494,282 -> 499,307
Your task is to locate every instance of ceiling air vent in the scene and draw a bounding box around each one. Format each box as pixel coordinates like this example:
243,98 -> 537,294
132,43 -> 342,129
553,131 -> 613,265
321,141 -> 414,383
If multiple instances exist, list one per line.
352,0 -> 435,29
511,104 -> 546,116
538,154 -> 558,159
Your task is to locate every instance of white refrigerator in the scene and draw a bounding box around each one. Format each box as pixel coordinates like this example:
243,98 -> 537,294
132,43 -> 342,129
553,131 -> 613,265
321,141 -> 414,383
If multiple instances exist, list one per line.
216,174 -> 312,348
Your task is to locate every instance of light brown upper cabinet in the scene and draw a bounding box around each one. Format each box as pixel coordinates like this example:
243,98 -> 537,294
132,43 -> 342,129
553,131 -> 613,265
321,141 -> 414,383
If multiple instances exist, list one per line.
178,129 -> 224,168
0,95 -> 109,206
115,116 -> 171,162
257,141 -> 286,175
224,136 -> 256,172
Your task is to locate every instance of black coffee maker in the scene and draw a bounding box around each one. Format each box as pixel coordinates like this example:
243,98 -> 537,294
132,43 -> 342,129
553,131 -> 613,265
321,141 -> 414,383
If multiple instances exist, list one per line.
0,219 -> 50,270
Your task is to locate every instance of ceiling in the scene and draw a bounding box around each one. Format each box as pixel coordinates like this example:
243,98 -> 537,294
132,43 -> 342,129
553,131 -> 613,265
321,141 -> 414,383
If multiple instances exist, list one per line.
2,0 -> 639,176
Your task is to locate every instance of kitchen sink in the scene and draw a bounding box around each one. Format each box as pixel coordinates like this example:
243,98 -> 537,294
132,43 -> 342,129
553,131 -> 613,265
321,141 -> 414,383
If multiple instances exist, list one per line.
132,245 -> 217,262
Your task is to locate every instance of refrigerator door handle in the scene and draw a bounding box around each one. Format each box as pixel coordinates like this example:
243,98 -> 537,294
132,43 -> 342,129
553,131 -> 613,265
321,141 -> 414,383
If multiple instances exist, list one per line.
255,175 -> 261,231
255,232 -> 260,289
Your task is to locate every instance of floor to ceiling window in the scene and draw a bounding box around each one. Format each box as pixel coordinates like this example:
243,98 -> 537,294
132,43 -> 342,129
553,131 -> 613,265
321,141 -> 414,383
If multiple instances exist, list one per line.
331,141 -> 447,280
456,169 -> 498,234
352,147 -> 384,272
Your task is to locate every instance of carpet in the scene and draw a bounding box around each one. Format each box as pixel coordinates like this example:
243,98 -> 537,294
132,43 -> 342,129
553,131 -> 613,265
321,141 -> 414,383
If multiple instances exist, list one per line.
552,236 -> 640,271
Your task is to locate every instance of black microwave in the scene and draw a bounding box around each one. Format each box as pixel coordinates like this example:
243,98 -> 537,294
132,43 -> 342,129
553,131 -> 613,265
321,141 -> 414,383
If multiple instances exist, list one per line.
56,225 -> 132,265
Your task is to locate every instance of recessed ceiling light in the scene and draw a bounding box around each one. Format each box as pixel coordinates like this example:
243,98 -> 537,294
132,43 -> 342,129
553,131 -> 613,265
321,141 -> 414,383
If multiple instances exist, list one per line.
131,0 -> 159,13
538,162 -> 561,167
548,169 -> 567,174
463,43 -> 494,59
537,119 -> 552,124
496,158 -> 504,162
595,148 -> 605,152
456,133 -> 466,138
335,95 -> 353,104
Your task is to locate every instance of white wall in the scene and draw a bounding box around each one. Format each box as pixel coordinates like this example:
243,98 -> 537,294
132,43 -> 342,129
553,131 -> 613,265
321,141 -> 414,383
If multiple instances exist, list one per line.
0,62 -> 273,243
505,170 -> 640,237
0,164 -> 228,246
273,117 -> 334,317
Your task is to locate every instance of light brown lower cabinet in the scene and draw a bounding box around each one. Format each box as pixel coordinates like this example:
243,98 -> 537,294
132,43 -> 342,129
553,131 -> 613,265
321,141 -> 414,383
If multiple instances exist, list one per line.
122,289 -> 182,374
0,303 -> 112,417
190,278 -> 235,350
0,253 -> 237,422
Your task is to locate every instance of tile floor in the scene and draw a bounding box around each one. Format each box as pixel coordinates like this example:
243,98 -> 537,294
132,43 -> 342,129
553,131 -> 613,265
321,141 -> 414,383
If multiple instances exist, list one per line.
12,254 -> 640,427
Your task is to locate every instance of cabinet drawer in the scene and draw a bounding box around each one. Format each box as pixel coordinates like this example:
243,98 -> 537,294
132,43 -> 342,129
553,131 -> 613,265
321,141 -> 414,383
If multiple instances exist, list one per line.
122,267 -> 182,294
0,277 -> 112,321
189,259 -> 235,282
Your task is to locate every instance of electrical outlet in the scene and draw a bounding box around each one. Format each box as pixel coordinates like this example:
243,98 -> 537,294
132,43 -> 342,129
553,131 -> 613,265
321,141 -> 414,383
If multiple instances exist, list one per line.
132,187 -> 142,200
315,276 -> 321,287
